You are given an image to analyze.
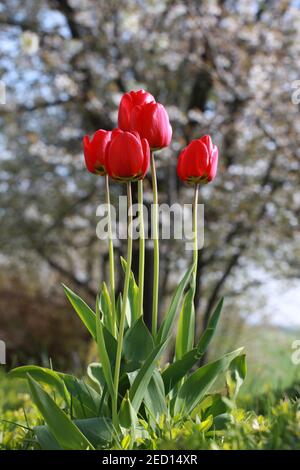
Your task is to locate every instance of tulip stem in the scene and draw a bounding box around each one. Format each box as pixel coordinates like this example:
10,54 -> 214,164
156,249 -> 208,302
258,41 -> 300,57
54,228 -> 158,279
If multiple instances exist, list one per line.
192,183 -> 199,289
105,174 -> 116,337
150,151 -> 159,337
113,181 -> 132,429
138,180 -> 145,316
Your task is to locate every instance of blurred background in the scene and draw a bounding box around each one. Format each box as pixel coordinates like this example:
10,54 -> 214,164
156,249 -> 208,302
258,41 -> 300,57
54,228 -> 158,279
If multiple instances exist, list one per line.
1,0 -> 300,394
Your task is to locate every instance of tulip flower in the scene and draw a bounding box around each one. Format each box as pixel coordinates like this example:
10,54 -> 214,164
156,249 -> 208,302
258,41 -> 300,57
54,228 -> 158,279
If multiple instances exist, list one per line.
177,135 -> 218,184
83,128 -> 117,338
118,89 -> 155,131
130,101 -> 172,150
83,129 -> 112,175
105,130 -> 150,182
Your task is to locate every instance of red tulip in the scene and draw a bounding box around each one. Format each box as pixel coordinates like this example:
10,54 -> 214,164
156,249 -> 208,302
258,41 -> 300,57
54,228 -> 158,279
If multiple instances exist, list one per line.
118,89 -> 155,131
177,135 -> 218,184
83,129 -> 112,175
130,101 -> 172,150
105,130 -> 150,182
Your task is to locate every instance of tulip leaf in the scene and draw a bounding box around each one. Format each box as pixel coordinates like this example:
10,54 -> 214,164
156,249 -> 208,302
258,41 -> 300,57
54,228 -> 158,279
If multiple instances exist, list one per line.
58,373 -> 102,419
157,264 -> 194,344
99,282 -> 114,334
63,284 -> 96,339
123,317 -> 154,371
35,425 -> 62,450
226,354 -> 247,400
120,257 -> 140,325
144,369 -> 167,427
95,309 -> 114,402
27,375 -> 94,450
162,297 -> 224,394
174,348 -> 243,416
175,286 -> 195,360
129,339 -> 169,412
8,366 -> 69,405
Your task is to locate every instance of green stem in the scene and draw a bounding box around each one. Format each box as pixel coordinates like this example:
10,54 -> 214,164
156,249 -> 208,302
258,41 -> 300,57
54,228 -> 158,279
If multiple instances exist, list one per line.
150,152 -> 159,337
192,183 -> 199,291
137,180 -> 145,316
105,174 -> 116,337
112,181 -> 132,428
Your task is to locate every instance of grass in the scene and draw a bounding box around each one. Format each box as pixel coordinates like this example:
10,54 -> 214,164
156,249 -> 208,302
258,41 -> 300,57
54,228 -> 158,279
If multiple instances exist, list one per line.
1,325 -> 300,450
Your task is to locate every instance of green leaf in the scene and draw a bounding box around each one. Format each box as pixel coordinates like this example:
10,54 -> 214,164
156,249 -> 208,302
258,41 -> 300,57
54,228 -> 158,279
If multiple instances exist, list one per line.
123,317 -> 154,371
102,324 -> 117,367
157,264 -> 194,344
8,366 -> 69,405
175,286 -> 195,360
144,369 -> 167,427
162,349 -> 197,395
99,282 -> 114,333
196,297 -> 224,355
119,391 -> 137,431
95,309 -> 114,402
27,375 -> 94,450
58,373 -> 102,419
63,284 -> 96,339
87,362 -> 106,392
35,418 -> 113,449
162,297 -> 224,394
75,417 -> 113,447
174,348 -> 243,416
226,354 -> 247,400
35,426 -> 62,450
121,257 -> 140,325
129,339 -> 169,412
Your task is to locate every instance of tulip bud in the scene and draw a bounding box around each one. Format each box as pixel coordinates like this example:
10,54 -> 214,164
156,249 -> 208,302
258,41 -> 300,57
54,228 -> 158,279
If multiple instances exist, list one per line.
177,135 -> 218,184
105,130 -> 150,182
118,89 -> 155,131
130,102 -> 172,150
83,129 -> 112,175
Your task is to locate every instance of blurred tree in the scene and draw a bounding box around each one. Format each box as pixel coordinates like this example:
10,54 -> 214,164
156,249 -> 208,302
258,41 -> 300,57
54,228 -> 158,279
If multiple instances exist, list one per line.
0,0 -> 299,362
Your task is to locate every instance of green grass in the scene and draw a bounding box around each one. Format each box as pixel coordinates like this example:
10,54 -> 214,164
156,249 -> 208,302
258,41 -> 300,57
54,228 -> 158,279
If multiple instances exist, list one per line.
1,325 -> 300,450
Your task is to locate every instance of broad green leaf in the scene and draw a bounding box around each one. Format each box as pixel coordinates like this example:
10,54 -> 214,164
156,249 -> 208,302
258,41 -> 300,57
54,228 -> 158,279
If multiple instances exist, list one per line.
35,426 -> 61,450
99,282 -> 114,334
87,362 -> 106,392
27,375 -> 94,450
35,417 -> 112,450
63,284 -> 96,339
144,369 -> 167,428
119,391 -> 137,432
75,417 -> 113,446
174,348 -> 243,416
129,339 -> 169,412
96,310 -> 114,401
201,393 -> 227,420
102,324 -> 117,367
123,317 -> 154,371
226,354 -> 247,400
157,264 -> 194,344
162,297 -> 224,394
162,349 -> 197,395
197,297 -> 224,355
58,373 -> 102,419
8,366 -> 69,405
175,286 -> 195,360
121,257 -> 140,325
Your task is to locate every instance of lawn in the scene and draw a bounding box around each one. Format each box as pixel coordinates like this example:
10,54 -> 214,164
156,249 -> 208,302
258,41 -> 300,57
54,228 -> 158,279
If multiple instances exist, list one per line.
1,325 -> 299,450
